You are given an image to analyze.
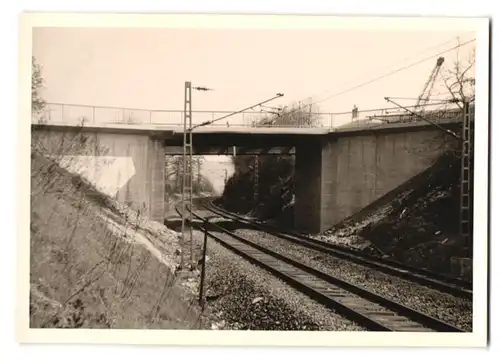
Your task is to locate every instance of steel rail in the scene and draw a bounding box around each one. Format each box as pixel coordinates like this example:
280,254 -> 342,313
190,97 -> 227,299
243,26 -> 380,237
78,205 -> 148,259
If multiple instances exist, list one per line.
205,200 -> 472,300
175,203 -> 465,332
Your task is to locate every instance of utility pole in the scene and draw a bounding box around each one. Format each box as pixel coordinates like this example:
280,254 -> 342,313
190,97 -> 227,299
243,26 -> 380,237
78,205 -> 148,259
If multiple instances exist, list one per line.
387,96 -> 473,257
459,99 -> 473,258
180,91 -> 284,268
180,82 -> 216,270
181,81 -> 194,269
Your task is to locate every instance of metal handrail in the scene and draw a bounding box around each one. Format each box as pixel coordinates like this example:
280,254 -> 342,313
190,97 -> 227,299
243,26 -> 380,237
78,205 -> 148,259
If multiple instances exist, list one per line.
40,101 -> 462,117
32,102 -> 465,129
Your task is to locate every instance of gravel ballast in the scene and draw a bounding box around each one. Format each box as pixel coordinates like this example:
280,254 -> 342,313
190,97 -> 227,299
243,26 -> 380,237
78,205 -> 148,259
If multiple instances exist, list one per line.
185,212 -> 364,331
228,227 -> 472,331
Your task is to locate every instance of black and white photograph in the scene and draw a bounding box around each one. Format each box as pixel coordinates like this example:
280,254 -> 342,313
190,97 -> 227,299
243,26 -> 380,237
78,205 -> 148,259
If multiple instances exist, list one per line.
17,12 -> 490,347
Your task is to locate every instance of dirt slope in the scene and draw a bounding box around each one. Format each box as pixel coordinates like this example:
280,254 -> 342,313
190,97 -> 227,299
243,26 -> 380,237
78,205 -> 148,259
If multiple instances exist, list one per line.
30,151 -> 203,329
323,152 -> 471,279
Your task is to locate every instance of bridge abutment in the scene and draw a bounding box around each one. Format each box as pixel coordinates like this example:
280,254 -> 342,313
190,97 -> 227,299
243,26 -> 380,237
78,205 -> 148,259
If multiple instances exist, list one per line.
294,127 -> 459,234
32,129 -> 165,223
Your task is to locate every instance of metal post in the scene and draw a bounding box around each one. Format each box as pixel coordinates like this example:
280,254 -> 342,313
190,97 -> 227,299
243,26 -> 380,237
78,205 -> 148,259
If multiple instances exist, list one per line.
459,100 -> 472,257
181,107 -> 186,268
181,81 -> 194,269
93,106 -> 96,124
188,125 -> 194,266
198,221 -> 208,307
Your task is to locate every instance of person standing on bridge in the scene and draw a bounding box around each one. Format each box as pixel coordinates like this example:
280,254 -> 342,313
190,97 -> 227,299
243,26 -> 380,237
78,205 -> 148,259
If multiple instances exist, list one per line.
352,104 -> 359,123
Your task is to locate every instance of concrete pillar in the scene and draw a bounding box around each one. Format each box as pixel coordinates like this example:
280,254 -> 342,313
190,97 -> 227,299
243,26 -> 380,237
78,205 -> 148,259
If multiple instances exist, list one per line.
294,138 -> 339,234
319,138 -> 339,232
294,139 -> 323,233
148,137 -> 165,222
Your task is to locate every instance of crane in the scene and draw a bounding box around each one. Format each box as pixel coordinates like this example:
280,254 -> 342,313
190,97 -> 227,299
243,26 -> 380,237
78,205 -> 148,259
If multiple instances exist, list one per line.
414,56 -> 445,113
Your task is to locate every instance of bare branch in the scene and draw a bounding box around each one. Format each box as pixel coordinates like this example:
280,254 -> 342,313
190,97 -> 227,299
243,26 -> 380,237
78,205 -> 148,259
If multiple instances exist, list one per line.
439,42 -> 475,107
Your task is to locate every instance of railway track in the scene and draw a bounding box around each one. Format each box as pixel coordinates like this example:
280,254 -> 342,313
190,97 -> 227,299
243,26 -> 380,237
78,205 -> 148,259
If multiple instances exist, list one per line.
204,200 -> 472,300
175,203 -> 465,332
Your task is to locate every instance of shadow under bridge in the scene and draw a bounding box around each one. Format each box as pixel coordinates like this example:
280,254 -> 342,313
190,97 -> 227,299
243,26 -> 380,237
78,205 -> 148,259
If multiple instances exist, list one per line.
162,132 -> 325,155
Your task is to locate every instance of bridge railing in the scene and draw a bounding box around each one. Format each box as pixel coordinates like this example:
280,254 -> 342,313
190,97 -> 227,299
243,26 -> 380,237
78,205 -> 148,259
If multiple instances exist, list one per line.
32,102 -> 465,130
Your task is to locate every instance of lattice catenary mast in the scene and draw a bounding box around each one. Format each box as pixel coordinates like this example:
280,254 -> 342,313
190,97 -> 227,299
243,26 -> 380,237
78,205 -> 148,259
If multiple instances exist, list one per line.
181,81 -> 194,269
459,100 -> 473,257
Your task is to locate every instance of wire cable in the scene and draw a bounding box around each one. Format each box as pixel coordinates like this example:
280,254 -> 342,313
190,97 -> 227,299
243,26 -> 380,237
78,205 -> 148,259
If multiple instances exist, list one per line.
315,38 -> 476,105
274,38 -> 476,120
297,36 -> 465,106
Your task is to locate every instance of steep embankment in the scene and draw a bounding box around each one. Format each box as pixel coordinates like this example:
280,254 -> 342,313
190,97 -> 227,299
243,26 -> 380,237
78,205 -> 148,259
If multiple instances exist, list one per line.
30,152 -> 202,329
322,151 -> 471,278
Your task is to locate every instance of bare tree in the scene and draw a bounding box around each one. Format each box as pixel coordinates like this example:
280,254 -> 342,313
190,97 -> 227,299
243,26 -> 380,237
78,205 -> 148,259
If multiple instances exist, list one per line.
256,101 -> 322,128
165,155 -> 208,195
165,156 -> 183,194
32,56 -> 47,121
441,40 -> 476,108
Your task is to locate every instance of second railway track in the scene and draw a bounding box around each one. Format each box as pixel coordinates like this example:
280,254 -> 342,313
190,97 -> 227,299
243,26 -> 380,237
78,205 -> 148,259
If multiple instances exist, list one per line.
176,202 -> 465,332
203,200 -> 472,300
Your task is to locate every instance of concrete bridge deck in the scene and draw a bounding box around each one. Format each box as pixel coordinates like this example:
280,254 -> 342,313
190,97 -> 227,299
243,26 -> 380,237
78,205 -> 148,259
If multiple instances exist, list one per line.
32,108 -> 464,233
33,118 -> 462,155
32,117 -> 462,138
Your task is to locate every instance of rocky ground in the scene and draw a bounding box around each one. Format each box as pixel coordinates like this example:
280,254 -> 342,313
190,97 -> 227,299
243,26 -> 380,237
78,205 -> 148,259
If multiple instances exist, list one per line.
203,233 -> 364,331
165,213 -> 364,331
230,227 -> 472,331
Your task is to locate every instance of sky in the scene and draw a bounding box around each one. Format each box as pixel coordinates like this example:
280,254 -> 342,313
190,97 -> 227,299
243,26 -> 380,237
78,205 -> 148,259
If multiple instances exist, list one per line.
30,24 -> 478,194
32,26 -> 476,126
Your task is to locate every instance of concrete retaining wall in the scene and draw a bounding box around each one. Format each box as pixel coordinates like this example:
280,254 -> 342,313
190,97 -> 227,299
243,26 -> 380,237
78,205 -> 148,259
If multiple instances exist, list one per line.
295,127 -> 459,234
32,129 -> 165,222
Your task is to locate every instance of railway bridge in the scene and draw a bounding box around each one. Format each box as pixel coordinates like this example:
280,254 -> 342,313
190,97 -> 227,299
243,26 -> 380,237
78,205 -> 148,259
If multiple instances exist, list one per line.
31,103 -> 462,233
